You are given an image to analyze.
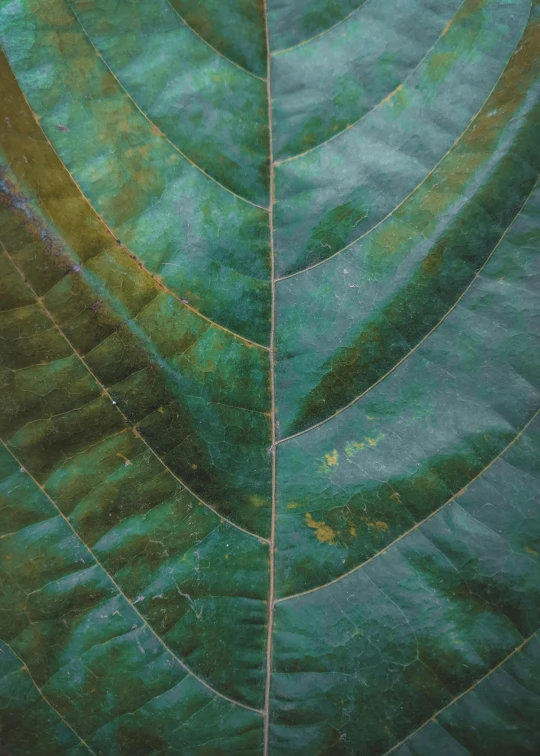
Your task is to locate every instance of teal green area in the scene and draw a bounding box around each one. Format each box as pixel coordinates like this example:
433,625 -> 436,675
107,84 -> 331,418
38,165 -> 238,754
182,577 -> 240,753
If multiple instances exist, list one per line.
275,23 -> 540,435
271,417 -> 540,753
267,0 -> 367,53
69,0 -> 270,205
0,168 -> 272,538
0,641 -> 90,755
1,0 -> 540,753
169,0 -> 267,79
275,178 -> 540,596
271,0 -> 463,159
0,191 -> 270,708
394,634 -> 540,755
0,446 -> 264,752
273,0 -> 530,275
0,0 -> 271,344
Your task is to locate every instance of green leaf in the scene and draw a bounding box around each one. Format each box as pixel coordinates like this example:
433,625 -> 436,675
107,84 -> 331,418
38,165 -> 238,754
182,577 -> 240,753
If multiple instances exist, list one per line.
0,0 -> 539,753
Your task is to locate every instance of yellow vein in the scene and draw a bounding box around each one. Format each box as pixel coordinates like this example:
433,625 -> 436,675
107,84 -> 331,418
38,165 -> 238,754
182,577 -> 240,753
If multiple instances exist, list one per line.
274,0 -> 466,165
276,175 -> 540,445
263,2 -> 277,753
384,628 -> 539,755
275,407 -> 540,603
0,439 -> 264,714
271,0 -> 369,56
165,0 -> 267,82
0,640 -> 97,755
274,22 -> 528,283
1,242 -> 268,544
63,0 -> 269,211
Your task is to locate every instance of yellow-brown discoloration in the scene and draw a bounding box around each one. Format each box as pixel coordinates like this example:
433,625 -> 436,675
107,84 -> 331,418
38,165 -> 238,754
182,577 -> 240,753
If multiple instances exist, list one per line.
305,513 -> 337,545
525,546 -> 538,557
362,516 -> 389,532
317,448 -> 340,474
345,440 -> 365,456
345,432 -> 385,457
380,84 -> 403,108
325,449 -> 339,466
441,18 -> 453,36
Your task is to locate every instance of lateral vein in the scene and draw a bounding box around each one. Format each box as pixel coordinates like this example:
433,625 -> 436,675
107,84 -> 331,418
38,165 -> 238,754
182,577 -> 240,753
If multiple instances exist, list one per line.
0,438 -> 264,714
1,241 -> 268,543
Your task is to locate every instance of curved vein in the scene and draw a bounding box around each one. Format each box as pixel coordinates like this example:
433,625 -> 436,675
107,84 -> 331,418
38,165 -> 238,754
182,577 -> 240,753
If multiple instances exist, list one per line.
0,45 -> 268,351
1,241 -> 268,543
384,629 -> 539,755
0,640 -> 97,755
276,175 -> 539,445
63,0 -> 269,211
270,0 -> 369,56
165,0 -> 266,82
94,247 -> 269,351
0,439 -> 264,714
275,408 -> 540,603
274,20 -> 529,283
274,0 -> 465,165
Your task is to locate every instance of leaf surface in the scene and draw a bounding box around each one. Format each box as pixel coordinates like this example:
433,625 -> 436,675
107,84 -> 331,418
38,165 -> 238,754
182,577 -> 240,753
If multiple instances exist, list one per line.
0,0 -> 539,753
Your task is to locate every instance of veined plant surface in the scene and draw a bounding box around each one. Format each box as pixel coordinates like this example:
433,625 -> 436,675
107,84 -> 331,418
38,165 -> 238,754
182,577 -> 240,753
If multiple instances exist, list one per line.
0,0 -> 540,753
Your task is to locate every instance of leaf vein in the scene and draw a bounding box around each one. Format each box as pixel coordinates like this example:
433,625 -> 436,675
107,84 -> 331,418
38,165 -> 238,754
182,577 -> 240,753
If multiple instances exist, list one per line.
275,408 -> 540,603
63,0 -> 269,211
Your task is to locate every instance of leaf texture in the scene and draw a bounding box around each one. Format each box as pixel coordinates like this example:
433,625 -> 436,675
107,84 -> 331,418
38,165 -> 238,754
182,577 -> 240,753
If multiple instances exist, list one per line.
0,0 -> 539,753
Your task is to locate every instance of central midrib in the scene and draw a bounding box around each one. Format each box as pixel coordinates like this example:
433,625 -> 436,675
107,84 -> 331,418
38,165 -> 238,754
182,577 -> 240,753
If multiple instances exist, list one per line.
263,0 -> 276,752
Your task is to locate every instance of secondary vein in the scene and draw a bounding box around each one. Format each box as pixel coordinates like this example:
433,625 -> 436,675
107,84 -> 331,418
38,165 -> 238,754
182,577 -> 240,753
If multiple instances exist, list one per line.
1,241 -> 267,543
276,175 -> 540,445
0,641 -> 98,755
64,0 -> 268,211
275,408 -> 540,603
0,438 -> 263,714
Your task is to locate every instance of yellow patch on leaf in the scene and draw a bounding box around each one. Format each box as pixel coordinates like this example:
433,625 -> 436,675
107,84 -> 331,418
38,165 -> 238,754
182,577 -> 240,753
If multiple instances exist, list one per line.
345,432 -> 385,458
325,450 -> 339,466
345,440 -> 365,456
305,513 -> 337,545
316,448 -> 340,474
362,516 -> 389,532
